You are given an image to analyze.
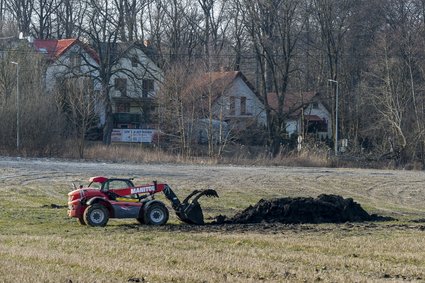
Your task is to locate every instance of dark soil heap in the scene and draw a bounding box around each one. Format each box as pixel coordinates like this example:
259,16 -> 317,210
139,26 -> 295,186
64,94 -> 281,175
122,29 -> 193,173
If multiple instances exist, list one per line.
221,194 -> 388,224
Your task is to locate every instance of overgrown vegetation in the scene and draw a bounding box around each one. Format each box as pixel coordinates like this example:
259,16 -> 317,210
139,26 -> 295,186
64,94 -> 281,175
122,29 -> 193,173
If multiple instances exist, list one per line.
3,0 -> 425,167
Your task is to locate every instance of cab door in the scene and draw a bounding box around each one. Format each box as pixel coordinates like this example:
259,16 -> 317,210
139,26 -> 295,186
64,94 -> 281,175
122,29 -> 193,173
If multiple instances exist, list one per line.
105,179 -> 142,218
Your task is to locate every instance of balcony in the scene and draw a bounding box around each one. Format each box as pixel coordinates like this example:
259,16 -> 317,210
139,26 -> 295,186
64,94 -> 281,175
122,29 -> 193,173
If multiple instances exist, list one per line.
113,113 -> 142,128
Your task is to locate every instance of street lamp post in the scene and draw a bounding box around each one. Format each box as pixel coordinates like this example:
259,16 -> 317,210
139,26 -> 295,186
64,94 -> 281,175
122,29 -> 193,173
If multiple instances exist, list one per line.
11,61 -> 19,150
328,79 -> 339,156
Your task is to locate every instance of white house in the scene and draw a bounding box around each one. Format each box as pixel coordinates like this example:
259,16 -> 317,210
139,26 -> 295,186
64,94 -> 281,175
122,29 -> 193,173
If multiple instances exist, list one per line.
33,39 -> 100,91
183,71 -> 266,143
267,92 -> 332,139
32,39 -> 163,130
192,71 -> 266,126
108,41 -> 163,129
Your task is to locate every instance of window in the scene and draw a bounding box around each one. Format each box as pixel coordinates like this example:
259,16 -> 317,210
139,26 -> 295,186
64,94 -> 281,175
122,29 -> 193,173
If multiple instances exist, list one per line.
101,180 -> 130,192
70,54 -> 81,68
116,103 -> 130,113
240,97 -> 247,115
142,79 -> 154,97
312,102 -> 319,109
115,78 -> 127,96
108,180 -> 131,190
229,96 -> 236,115
131,55 -> 138,67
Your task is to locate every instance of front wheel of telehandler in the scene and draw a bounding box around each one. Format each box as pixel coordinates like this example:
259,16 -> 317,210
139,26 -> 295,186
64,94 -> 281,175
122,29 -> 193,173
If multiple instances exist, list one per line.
143,203 -> 169,225
84,204 -> 109,227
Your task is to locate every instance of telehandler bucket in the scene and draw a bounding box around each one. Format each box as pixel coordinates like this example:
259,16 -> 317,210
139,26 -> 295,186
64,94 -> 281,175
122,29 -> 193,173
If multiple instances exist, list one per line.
163,187 -> 219,225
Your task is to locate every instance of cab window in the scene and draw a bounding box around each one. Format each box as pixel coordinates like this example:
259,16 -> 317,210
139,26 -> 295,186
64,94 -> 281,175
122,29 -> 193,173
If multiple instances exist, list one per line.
108,180 -> 130,190
101,180 -> 131,192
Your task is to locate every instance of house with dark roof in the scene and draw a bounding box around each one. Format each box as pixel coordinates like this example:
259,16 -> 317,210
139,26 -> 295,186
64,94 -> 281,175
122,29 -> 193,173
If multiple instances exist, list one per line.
190,71 -> 267,127
186,71 -> 331,142
267,92 -> 332,139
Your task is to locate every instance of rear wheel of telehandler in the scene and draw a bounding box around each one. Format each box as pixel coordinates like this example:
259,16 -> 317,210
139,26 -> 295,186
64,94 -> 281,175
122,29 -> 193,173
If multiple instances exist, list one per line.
84,204 -> 109,227
143,203 -> 169,225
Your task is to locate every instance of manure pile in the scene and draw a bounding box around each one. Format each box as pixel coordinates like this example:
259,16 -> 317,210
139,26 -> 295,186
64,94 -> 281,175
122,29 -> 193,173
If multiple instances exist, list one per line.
216,194 -> 393,224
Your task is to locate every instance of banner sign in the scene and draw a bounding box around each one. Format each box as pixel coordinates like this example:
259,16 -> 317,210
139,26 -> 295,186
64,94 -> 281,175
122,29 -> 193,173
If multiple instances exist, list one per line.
111,129 -> 157,143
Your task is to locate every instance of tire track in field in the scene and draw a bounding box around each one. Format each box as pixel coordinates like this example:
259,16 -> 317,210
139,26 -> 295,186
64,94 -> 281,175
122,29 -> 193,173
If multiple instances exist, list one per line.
2,157 -> 425,216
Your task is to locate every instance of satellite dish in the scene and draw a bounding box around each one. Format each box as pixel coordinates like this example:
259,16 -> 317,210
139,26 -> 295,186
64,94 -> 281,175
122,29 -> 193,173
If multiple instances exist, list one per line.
18,32 -> 24,39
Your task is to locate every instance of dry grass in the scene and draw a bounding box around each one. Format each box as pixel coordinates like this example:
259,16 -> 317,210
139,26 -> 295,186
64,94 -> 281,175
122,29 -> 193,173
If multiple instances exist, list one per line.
68,143 -> 333,168
1,159 -> 425,282
1,226 -> 425,282
67,143 -> 219,165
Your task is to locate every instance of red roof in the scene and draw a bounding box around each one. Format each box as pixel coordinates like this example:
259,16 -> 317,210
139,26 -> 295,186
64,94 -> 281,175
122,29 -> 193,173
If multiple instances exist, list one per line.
304,115 -> 323,122
190,71 -> 260,102
33,39 -> 76,59
191,71 -> 239,94
33,38 -> 99,62
267,91 -> 318,116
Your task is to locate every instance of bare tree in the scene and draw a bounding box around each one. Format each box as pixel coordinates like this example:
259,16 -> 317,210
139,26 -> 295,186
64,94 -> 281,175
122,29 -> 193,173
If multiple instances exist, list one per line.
243,0 -> 306,155
6,0 -> 33,35
0,53 -> 17,106
56,77 -> 97,158
227,0 -> 248,71
0,44 -> 66,153
156,63 -> 199,156
361,0 -> 425,164
78,0 -> 124,145
55,0 -> 87,38
31,0 -> 62,39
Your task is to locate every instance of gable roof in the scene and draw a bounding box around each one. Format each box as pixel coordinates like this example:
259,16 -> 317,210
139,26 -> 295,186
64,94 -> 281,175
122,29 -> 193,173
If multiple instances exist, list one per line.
191,71 -> 260,102
33,38 -> 99,62
179,70 -> 260,119
96,41 -> 159,65
267,91 -> 321,117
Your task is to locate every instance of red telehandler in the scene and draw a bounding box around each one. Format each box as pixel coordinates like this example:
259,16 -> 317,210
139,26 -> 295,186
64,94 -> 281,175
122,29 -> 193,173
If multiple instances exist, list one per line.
68,176 -> 218,227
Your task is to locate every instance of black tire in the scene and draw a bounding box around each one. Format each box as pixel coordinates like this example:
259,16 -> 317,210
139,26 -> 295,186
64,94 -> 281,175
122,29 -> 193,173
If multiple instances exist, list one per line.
136,214 -> 145,225
77,216 -> 86,225
84,204 -> 109,227
143,203 -> 169,225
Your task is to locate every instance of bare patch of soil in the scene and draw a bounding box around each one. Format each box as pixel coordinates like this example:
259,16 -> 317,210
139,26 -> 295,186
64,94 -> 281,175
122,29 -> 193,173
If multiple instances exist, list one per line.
116,221 -> 425,236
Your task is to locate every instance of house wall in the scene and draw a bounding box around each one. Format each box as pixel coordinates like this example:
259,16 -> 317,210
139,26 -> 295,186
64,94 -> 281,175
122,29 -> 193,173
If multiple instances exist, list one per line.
302,102 -> 332,138
286,120 -> 298,135
44,44 -> 103,123
110,48 -> 163,101
286,102 -> 332,138
213,76 -> 267,126
45,44 -> 100,92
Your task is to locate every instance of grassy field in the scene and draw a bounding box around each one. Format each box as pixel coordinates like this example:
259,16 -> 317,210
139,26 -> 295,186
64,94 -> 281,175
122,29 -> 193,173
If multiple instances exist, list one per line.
1,159 -> 425,282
